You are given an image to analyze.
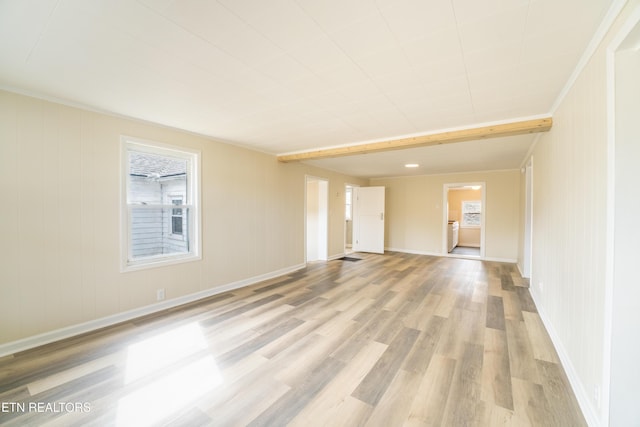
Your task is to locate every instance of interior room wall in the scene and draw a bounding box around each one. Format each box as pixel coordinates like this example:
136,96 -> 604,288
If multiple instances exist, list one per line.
528,72 -> 607,427
0,89 -> 367,349
521,2 -> 639,424
370,170 -> 520,261
447,189 -> 482,247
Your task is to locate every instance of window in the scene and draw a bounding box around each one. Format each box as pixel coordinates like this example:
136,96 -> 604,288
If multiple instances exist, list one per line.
169,196 -> 184,236
461,200 -> 481,227
345,187 -> 353,220
121,137 -> 200,271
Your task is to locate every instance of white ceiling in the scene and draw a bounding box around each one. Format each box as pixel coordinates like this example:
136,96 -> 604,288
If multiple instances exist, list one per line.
0,0 -> 613,178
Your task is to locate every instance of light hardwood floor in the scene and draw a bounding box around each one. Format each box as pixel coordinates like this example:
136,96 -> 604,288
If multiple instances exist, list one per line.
0,252 -> 585,426
449,246 -> 481,257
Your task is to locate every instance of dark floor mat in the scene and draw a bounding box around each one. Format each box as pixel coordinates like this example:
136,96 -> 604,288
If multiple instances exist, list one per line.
337,256 -> 362,262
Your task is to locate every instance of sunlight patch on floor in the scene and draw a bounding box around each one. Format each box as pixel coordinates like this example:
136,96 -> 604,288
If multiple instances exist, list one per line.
117,322 -> 222,426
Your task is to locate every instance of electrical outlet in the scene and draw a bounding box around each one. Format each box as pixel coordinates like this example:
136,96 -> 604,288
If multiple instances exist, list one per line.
156,288 -> 165,301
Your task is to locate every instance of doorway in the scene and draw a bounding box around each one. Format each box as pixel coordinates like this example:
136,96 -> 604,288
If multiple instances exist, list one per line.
305,176 -> 328,263
352,186 -> 386,254
443,183 -> 485,258
344,184 -> 357,254
523,159 -> 533,278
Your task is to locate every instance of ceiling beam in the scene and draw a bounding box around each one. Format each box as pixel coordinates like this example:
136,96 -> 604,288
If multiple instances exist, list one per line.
277,117 -> 552,162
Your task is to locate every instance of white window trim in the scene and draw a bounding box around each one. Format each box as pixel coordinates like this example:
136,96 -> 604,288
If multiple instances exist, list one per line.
120,136 -> 201,272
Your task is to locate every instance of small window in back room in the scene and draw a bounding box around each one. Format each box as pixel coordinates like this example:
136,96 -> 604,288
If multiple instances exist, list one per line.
121,137 -> 200,271
461,200 -> 481,227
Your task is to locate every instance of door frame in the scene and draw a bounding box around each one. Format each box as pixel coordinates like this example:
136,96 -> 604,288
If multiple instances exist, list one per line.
442,182 -> 486,258
344,183 -> 359,254
304,175 -> 329,263
602,8 -> 640,425
523,158 -> 534,278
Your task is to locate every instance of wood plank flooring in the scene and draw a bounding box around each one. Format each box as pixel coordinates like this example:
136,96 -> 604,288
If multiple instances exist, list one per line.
0,252 -> 586,426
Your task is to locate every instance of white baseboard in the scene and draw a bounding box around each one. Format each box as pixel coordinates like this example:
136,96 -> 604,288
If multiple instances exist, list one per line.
385,247 -> 441,257
529,287 -> 599,426
482,256 -> 518,263
516,262 -> 524,277
0,263 -> 306,358
385,247 -> 516,264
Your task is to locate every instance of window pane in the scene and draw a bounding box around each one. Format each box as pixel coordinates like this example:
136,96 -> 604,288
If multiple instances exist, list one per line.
130,207 -> 189,259
463,201 -> 481,213
172,216 -> 183,234
463,212 -> 481,226
461,201 -> 481,226
172,198 -> 183,215
128,152 -> 187,204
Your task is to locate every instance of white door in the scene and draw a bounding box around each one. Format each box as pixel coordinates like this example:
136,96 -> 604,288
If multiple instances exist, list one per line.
353,186 -> 385,254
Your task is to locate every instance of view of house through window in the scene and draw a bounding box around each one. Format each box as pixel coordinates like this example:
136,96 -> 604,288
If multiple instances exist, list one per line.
123,139 -> 199,269
170,196 -> 184,236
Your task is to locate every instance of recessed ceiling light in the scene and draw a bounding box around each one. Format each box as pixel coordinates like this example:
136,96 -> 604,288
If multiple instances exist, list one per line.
404,163 -> 419,168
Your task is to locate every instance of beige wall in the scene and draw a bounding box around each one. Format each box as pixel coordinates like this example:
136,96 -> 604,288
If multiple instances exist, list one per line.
371,170 -> 520,261
0,90 -> 366,347
447,189 -> 482,247
520,2 -> 639,424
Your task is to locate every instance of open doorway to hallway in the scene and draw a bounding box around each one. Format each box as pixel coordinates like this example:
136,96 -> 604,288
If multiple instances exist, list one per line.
443,183 -> 485,259
344,184 -> 357,254
522,159 -> 533,278
305,176 -> 328,263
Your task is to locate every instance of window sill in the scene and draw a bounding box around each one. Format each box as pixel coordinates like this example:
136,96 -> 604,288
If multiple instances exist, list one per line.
122,253 -> 201,272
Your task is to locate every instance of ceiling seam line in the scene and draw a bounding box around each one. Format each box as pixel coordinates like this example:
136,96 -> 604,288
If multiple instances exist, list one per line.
25,0 -> 61,64
449,0 -> 476,118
